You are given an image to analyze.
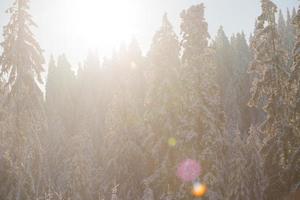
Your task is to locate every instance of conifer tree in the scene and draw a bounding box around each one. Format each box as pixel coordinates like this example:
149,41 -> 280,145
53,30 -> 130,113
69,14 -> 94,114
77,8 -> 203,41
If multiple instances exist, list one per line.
249,1 -> 291,199
45,55 -> 79,197
0,0 -> 47,199
0,0 -> 44,85
97,42 -> 149,200
213,27 -> 237,132
180,4 -> 225,199
283,6 -> 300,196
249,0 -> 288,136
143,13 -> 182,199
45,54 -> 77,191
231,32 -> 255,136
44,56 -> 66,194
75,52 -> 102,145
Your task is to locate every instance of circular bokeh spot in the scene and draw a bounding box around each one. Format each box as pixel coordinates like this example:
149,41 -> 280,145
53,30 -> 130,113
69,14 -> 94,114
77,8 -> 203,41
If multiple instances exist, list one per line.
192,181 -> 207,197
176,159 -> 201,182
168,137 -> 177,147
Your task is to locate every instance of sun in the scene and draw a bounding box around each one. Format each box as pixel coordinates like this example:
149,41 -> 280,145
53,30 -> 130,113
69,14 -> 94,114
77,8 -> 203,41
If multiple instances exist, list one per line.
64,0 -> 140,50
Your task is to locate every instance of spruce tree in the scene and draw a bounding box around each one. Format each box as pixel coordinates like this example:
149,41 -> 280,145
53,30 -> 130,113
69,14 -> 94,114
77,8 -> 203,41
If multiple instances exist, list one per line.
44,56 -> 66,194
45,55 -> 79,197
0,0 -> 47,199
213,27 -> 237,132
249,0 -> 288,136
283,6 -> 300,196
51,55 -> 76,134
99,43 -> 149,199
249,1 -> 291,199
143,13 -> 182,199
231,32 -> 255,136
180,4 -> 225,199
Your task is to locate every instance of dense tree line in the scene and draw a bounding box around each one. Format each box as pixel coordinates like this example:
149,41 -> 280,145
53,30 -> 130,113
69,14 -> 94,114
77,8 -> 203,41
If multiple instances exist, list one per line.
0,0 -> 299,199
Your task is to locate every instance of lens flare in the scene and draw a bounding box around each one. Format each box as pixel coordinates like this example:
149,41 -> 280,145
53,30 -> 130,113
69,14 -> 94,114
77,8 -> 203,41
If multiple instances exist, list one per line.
177,159 -> 201,182
192,182 -> 207,197
168,137 -> 177,147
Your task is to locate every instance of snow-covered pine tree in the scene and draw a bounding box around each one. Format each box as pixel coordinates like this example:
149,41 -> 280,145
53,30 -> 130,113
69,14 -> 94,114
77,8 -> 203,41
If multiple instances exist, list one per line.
143,13 -> 182,199
0,0 -> 47,199
0,0 -> 44,85
45,55 -> 92,199
230,32 -> 255,136
52,55 -> 76,135
213,27 -> 237,133
99,45 -> 149,199
44,56 -> 68,195
283,6 -> 300,197
249,1 -> 292,199
180,4 -> 225,199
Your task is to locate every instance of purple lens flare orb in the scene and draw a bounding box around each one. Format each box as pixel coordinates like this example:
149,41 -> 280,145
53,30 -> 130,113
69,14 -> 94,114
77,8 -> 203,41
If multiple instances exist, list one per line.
177,159 -> 201,182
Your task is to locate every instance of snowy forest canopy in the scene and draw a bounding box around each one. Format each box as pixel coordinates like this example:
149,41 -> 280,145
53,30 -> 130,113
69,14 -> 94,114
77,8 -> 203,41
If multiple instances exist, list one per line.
0,0 -> 299,200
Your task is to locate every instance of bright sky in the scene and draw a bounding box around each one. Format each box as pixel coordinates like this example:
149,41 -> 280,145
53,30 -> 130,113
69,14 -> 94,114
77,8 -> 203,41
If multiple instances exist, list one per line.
0,0 -> 298,65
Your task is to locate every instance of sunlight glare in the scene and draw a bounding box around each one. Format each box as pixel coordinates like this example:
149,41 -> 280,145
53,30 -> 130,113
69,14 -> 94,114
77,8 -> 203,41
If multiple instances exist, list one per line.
64,0 -> 140,50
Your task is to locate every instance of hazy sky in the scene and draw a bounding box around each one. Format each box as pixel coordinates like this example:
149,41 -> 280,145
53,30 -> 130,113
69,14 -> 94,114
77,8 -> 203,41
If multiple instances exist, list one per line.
0,0 -> 298,65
